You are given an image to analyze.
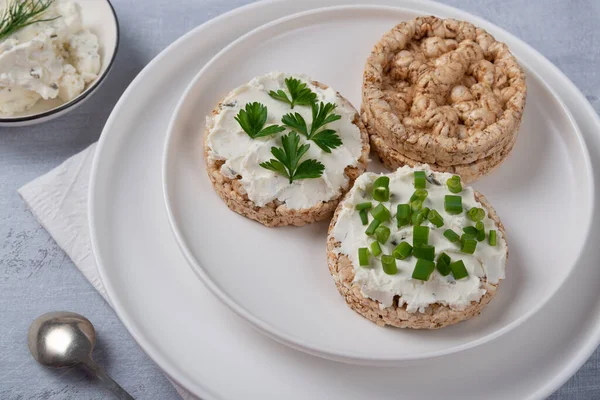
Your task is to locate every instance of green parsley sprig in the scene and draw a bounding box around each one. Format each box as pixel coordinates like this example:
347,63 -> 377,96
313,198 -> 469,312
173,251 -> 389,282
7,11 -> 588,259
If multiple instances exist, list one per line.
281,102 -> 343,153
260,131 -> 324,183
0,0 -> 59,42
234,102 -> 286,139
268,77 -> 317,109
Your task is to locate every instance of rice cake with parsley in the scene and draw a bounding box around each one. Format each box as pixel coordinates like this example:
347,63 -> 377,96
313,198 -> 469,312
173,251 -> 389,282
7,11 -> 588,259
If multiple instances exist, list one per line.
204,72 -> 370,227
327,165 -> 508,329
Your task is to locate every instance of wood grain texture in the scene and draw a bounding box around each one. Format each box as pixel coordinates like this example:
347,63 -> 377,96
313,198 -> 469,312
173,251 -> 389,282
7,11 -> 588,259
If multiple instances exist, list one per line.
0,0 -> 598,399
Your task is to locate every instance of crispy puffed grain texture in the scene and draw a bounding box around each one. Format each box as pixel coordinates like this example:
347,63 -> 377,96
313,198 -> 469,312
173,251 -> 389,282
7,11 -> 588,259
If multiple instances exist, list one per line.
326,191 -> 507,329
205,81 -> 370,227
362,16 -> 526,179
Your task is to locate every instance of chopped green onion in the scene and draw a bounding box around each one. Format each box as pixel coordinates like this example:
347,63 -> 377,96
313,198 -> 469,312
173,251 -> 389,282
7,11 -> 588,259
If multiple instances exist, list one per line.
420,207 -> 430,219
355,202 -> 372,211
375,225 -> 391,244
450,260 -> 469,280
461,234 -> 477,254
447,175 -> 462,193
410,189 -> 428,202
445,195 -> 463,215
427,209 -> 444,227
413,226 -> 430,246
396,204 -> 411,227
414,171 -> 426,189
444,229 -> 461,243
359,209 -> 368,225
463,226 -> 479,236
436,252 -> 452,276
381,255 -> 398,275
413,244 -> 435,261
365,219 -> 381,236
393,242 -> 413,260
412,259 -> 435,281
467,207 -> 485,222
371,241 -> 382,257
475,221 -> 485,241
489,230 -> 497,246
358,248 -> 370,266
410,199 -> 423,212
371,204 -> 391,222
412,210 -> 425,226
373,187 -> 390,202
373,176 -> 390,202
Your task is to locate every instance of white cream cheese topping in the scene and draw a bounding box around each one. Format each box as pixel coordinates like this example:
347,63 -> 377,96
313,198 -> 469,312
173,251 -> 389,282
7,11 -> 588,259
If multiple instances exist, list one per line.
205,72 -> 364,210
0,0 -> 101,116
332,165 -> 507,312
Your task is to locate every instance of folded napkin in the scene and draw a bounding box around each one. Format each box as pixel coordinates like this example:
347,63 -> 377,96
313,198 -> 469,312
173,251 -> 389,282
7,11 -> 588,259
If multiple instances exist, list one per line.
18,144 -> 194,400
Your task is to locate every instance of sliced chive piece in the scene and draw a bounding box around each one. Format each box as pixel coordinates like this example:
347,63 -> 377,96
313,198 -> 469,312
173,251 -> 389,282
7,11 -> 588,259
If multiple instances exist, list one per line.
461,234 -> 477,254
436,252 -> 452,276
410,189 -> 428,202
355,202 -> 373,211
450,260 -> 469,280
489,230 -> 497,246
445,195 -> 463,215
467,207 -> 485,222
427,209 -> 444,227
410,199 -> 423,212
373,176 -> 390,202
358,248 -> 370,266
381,255 -> 398,275
375,225 -> 391,244
359,209 -> 369,225
413,226 -> 430,246
396,204 -> 411,227
475,221 -> 485,241
371,203 -> 391,222
373,186 -> 390,202
393,242 -> 413,260
420,207 -> 430,219
412,210 -> 425,226
413,244 -> 435,261
414,171 -> 426,189
412,259 -> 435,281
444,229 -> 461,243
371,241 -> 382,257
365,219 -> 381,236
463,226 -> 479,236
447,175 -> 462,193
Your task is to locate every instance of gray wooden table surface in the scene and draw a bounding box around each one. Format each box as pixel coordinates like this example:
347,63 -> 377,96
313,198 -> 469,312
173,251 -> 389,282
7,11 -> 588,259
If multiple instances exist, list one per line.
1,0 -> 599,398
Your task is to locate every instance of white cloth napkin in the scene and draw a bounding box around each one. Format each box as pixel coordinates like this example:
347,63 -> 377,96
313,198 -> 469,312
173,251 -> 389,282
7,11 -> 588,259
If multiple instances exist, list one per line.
18,144 -> 194,400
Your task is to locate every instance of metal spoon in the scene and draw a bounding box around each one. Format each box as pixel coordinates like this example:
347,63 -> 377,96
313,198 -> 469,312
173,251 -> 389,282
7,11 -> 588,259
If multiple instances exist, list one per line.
28,311 -> 134,400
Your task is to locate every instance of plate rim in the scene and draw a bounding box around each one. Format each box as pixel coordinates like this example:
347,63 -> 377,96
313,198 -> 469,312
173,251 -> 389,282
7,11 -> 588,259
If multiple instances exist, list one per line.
161,3 -> 595,364
88,0 -> 600,398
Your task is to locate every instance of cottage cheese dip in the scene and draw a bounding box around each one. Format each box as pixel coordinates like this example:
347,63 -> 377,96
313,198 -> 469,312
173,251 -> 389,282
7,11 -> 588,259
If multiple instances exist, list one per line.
205,72 -> 364,210
0,0 -> 101,116
331,165 -> 507,313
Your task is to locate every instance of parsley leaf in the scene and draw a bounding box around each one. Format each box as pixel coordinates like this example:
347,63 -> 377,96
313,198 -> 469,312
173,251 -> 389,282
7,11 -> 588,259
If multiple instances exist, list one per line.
268,77 -> 318,109
234,102 -> 286,139
282,102 -> 343,153
260,131 -> 324,184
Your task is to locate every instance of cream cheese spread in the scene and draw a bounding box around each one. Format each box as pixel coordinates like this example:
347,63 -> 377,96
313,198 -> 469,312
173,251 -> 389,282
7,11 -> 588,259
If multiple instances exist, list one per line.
331,165 -> 507,312
205,72 -> 364,210
0,0 -> 100,116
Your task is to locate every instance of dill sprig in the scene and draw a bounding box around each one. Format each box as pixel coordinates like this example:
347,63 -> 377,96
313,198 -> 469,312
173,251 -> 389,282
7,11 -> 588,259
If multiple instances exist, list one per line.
0,0 -> 59,42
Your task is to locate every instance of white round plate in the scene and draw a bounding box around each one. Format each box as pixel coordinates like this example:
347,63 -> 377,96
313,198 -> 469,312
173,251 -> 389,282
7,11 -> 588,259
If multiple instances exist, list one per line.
162,5 -> 593,364
0,0 -> 119,127
90,0 -> 600,398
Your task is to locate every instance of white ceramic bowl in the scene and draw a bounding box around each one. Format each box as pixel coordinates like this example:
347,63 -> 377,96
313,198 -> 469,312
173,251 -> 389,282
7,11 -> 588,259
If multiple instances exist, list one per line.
0,0 -> 119,127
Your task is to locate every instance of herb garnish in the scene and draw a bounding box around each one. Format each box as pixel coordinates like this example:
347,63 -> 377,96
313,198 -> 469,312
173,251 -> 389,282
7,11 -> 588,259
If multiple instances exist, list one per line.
281,102 -> 342,153
260,131 -> 324,183
268,77 -> 317,109
0,0 -> 59,42
234,102 -> 286,139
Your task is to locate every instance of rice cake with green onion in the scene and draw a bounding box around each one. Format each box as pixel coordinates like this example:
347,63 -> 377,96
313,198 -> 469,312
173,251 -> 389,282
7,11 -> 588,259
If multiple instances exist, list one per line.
204,72 -> 370,227
326,165 -> 508,329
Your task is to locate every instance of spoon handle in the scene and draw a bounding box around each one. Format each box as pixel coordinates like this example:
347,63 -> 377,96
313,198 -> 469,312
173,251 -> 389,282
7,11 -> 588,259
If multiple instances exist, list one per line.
82,358 -> 134,400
